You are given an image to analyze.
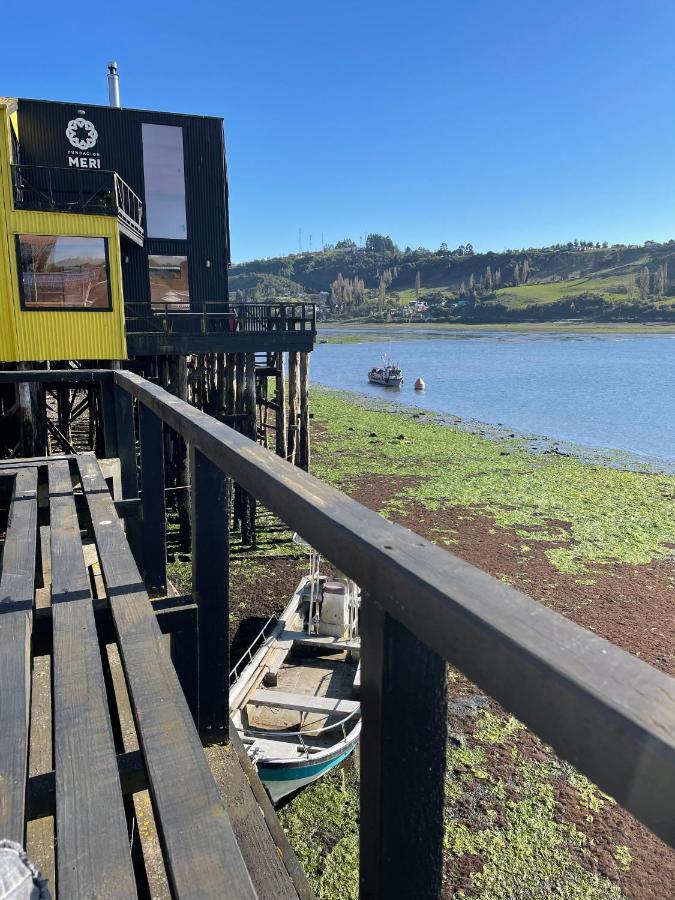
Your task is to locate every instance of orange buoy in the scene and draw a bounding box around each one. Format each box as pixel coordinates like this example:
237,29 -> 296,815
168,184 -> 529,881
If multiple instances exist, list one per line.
414,377 -> 425,391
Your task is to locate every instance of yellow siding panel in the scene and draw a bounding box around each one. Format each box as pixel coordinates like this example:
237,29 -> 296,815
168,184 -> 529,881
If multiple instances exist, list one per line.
0,105 -> 18,359
0,103 -> 128,362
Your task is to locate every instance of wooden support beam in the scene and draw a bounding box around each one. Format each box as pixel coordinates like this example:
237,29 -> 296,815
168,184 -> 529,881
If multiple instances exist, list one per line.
190,447 -> 231,734
360,593 -> 447,898
139,404 -> 167,596
114,384 -> 142,568
287,351 -> 299,463
298,350 -> 310,471
275,352 -> 287,459
225,353 -> 236,416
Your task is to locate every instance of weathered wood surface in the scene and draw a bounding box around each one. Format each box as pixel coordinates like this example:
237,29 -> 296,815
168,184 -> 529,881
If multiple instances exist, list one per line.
250,689 -> 359,715
360,594 -> 447,897
139,403 -> 167,595
279,630 -> 360,652
274,352 -> 287,458
26,654 -> 54,891
116,368 -> 675,848
49,460 -> 137,899
287,352 -> 299,463
190,447 -> 230,732
0,468 -> 37,843
77,453 -> 257,898
206,742 -> 301,900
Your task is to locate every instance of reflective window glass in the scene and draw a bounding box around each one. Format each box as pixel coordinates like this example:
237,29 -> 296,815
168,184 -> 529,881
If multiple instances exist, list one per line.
142,123 -> 187,239
149,255 -> 190,309
18,235 -> 111,310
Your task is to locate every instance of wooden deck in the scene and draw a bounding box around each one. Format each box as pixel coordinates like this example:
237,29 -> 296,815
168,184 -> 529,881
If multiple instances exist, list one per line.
0,454 -> 313,899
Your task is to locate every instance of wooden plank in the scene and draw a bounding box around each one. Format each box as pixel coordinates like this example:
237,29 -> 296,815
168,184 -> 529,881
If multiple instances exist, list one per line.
0,467 -> 37,843
26,654 -> 55,891
77,454 -> 256,899
106,643 -> 170,900
279,630 -> 360,652
48,460 -> 137,899
190,446 -> 230,732
115,369 -> 675,848
205,741 -> 302,900
352,661 -> 361,699
228,730 -> 316,900
262,638 -> 294,687
250,689 -> 358,716
0,370 -> 114,386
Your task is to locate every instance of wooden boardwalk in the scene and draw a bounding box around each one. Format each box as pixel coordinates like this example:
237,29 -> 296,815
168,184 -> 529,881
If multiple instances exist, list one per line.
0,454 -> 312,899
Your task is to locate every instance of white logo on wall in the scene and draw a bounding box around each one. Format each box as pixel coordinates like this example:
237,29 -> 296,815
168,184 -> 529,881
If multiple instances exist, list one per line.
66,117 -> 98,149
66,116 -> 101,168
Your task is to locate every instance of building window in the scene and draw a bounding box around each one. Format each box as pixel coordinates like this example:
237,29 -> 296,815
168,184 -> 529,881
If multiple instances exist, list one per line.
142,124 -> 187,239
149,255 -> 190,309
17,235 -> 111,311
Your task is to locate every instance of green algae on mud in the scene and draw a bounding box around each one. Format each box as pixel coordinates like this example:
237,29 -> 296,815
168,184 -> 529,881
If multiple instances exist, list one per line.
310,389 -> 675,574
280,705 -> 627,900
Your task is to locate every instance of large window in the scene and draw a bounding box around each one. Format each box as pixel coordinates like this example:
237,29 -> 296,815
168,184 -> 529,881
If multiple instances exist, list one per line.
149,255 -> 190,309
142,124 -> 187,239
17,235 -> 111,311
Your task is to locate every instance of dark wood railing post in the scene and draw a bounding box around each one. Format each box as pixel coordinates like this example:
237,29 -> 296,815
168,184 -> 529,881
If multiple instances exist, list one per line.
139,404 -> 166,596
114,384 -> 142,568
360,591 -> 448,898
99,375 -> 118,459
190,446 -> 230,734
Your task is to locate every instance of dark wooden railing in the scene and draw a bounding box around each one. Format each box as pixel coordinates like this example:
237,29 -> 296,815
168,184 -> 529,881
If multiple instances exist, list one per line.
123,301 -> 316,336
2,368 -> 675,898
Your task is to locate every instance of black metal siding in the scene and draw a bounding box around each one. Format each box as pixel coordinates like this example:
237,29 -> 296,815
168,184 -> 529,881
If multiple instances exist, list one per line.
16,99 -> 229,308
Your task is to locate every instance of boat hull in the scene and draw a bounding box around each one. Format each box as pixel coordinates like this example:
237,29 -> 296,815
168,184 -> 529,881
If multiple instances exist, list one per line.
368,374 -> 403,387
259,740 -> 358,804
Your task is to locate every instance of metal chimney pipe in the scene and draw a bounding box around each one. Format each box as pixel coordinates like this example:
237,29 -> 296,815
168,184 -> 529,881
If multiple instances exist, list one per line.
107,61 -> 121,108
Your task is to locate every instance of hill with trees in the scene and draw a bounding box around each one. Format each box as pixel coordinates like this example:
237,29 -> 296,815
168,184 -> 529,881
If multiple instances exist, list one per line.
229,235 -> 675,323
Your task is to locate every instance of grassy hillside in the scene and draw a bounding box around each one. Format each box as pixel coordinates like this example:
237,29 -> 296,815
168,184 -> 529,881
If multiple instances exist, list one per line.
229,238 -> 675,323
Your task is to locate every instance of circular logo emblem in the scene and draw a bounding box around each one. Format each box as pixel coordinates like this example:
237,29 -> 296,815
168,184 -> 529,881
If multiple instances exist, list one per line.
66,117 -> 98,150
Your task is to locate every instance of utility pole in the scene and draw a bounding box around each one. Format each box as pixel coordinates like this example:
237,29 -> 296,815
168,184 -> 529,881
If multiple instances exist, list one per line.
321,232 -> 324,252
298,227 -> 302,253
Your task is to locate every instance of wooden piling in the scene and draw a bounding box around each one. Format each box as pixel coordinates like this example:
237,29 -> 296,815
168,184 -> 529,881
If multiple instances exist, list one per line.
226,353 -> 236,416
275,352 -> 287,459
287,352 -> 300,464
298,351 -> 310,472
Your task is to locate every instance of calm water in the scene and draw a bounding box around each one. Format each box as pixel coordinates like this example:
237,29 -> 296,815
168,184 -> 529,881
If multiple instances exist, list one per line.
312,330 -> 675,464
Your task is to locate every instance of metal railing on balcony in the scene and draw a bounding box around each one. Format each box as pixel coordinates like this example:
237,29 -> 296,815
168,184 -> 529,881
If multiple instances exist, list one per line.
11,164 -> 144,244
123,301 -> 316,336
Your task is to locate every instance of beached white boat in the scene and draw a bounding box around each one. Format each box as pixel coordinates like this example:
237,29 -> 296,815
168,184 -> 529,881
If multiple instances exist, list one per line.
230,537 -> 361,804
368,353 -> 403,387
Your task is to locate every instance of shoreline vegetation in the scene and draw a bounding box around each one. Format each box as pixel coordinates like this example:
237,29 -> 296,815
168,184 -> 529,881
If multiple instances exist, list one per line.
320,320 -> 675,337
277,388 -> 675,899
230,236 -> 675,327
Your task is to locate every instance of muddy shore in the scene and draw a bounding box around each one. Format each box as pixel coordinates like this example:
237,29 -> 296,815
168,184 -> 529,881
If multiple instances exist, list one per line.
172,388 -> 675,899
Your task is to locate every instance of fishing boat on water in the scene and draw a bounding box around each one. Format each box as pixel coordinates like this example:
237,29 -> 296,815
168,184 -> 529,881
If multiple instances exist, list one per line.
368,354 -> 404,387
230,535 -> 361,804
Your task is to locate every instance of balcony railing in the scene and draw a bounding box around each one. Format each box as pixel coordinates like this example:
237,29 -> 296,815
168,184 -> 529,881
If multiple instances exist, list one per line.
11,164 -> 144,244
124,301 -> 316,336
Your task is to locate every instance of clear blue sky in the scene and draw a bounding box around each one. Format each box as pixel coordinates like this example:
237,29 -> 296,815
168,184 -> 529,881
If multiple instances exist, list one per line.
3,0 -> 675,262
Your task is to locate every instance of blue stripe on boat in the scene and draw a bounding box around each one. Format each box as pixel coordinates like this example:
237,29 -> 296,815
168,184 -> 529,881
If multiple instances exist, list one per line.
258,747 -> 353,781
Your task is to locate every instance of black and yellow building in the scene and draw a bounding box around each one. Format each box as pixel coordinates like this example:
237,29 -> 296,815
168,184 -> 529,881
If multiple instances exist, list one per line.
0,94 -> 314,361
